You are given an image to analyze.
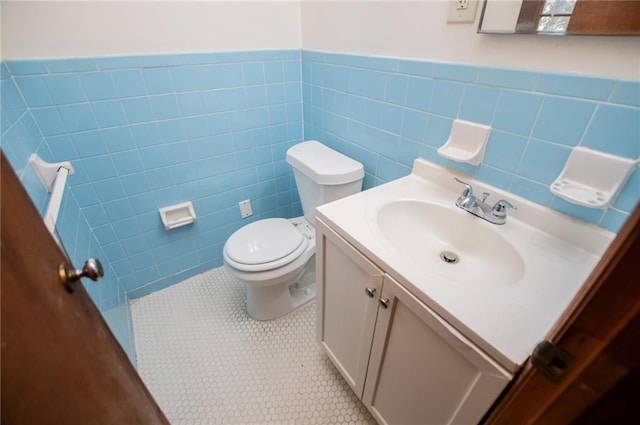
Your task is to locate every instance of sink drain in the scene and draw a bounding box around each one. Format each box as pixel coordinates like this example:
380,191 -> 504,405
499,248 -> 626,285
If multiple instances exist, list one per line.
440,251 -> 459,264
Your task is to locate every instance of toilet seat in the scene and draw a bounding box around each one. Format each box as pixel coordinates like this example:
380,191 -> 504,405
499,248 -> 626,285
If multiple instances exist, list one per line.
224,218 -> 309,272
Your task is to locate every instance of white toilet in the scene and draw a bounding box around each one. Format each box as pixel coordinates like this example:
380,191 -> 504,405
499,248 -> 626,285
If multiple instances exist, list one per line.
223,140 -> 364,320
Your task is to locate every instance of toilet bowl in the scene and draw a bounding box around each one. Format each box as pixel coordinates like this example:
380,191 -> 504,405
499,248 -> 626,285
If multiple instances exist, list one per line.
224,217 -> 316,320
223,141 -> 364,320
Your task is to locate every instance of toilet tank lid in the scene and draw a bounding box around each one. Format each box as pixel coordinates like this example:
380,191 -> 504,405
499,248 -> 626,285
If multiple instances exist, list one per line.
286,141 -> 364,185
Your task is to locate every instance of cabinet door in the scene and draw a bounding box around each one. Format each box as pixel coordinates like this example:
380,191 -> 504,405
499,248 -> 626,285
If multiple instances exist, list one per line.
316,219 -> 384,398
363,275 -> 512,425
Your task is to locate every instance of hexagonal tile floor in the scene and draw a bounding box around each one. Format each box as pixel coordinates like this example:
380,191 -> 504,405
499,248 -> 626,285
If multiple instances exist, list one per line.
131,266 -> 377,424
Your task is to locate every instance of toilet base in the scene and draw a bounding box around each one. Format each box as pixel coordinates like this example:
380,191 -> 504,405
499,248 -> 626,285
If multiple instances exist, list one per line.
246,258 -> 316,320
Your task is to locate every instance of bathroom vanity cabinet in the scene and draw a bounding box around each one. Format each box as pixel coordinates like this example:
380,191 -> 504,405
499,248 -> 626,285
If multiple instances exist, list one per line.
316,218 -> 511,425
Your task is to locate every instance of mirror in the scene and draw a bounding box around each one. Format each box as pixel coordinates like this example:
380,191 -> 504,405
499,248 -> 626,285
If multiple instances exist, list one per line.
478,0 -> 640,35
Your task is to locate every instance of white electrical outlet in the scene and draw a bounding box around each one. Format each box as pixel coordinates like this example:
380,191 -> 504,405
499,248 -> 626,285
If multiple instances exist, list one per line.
447,0 -> 478,23
239,199 -> 253,219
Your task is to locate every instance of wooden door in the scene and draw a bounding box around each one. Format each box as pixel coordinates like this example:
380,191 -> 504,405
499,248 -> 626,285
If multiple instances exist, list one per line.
316,218 -> 384,398
363,274 -> 511,425
0,153 -> 170,424
515,0 -> 640,35
567,0 -> 640,35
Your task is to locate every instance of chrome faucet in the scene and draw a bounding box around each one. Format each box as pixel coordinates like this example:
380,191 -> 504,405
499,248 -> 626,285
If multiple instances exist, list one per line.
453,177 -> 516,225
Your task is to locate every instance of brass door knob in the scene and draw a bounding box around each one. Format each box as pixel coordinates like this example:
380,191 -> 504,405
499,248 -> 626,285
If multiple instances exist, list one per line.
59,258 -> 104,293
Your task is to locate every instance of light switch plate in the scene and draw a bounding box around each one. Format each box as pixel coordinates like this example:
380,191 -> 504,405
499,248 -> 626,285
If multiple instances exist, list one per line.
447,0 -> 479,23
239,199 -> 253,218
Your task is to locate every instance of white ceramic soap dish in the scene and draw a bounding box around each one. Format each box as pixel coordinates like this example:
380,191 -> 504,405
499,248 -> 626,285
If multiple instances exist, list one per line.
437,119 -> 491,166
550,147 -> 639,209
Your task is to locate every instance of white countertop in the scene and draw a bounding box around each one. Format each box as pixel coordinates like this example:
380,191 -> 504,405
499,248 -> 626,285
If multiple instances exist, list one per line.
316,158 -> 614,372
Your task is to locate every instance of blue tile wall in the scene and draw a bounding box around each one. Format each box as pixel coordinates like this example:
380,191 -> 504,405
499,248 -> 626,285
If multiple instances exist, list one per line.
5,48 -> 638,310
5,49 -> 303,299
1,64 -> 137,366
55,184 -> 138,365
301,50 -> 639,233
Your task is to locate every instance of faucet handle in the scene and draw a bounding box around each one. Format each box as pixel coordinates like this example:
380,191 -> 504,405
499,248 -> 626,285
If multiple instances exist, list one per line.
453,177 -> 474,197
491,199 -> 517,215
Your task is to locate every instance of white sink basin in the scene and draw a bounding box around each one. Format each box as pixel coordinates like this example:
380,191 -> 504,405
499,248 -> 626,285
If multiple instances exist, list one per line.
318,158 -> 614,371
375,200 -> 525,286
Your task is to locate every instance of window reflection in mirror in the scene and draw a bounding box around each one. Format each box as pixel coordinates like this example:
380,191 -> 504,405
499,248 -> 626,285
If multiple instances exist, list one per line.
479,0 -> 640,35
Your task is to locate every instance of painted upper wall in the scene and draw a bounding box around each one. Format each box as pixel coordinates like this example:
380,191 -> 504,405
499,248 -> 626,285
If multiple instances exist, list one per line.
2,1 -> 638,79
1,1 -> 301,58
299,1 -> 640,80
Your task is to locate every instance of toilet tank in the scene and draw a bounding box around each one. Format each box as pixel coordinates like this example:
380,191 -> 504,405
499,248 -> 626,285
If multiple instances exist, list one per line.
286,141 -> 364,225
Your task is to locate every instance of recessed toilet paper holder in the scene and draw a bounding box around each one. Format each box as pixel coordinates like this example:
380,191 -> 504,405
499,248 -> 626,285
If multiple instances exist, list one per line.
159,201 -> 196,230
